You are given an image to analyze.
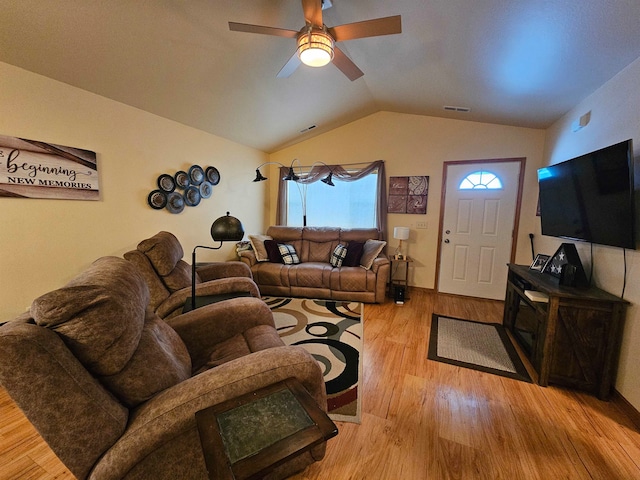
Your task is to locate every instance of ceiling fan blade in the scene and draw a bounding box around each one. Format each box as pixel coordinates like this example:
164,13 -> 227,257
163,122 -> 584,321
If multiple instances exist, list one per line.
328,15 -> 402,42
301,0 -> 323,27
229,22 -> 298,38
277,51 -> 302,78
332,46 -> 364,81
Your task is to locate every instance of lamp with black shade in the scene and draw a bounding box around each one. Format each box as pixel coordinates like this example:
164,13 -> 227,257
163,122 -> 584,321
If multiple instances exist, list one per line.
190,212 -> 245,310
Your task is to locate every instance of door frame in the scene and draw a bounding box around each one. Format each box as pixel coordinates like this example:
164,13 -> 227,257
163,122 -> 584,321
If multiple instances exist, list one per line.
435,157 -> 527,295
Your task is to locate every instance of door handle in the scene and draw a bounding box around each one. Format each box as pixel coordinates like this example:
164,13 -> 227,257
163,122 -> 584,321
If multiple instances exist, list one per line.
444,239 -> 450,244
445,230 -> 451,234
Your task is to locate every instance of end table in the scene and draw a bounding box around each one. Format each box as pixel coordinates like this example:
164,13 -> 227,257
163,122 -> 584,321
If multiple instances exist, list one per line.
195,377 -> 338,480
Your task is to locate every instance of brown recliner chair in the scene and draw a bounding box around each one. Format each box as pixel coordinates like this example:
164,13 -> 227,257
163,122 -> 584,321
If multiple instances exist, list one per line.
0,256 -> 328,480
124,231 -> 260,319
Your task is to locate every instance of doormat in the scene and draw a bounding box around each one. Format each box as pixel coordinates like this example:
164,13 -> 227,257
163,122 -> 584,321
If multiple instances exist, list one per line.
428,314 -> 531,382
263,297 -> 363,423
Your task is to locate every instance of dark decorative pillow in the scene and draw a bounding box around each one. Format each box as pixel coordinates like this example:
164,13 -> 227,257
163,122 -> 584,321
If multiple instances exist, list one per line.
278,243 -> 301,265
330,244 -> 348,267
248,234 -> 272,262
264,239 -> 283,263
343,241 -> 365,267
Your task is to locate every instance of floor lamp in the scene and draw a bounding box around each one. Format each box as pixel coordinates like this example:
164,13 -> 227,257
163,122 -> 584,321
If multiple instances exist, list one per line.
190,212 -> 245,310
253,159 -> 335,226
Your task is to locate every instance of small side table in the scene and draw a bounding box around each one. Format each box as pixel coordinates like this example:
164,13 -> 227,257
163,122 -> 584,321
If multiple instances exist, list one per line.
195,377 -> 338,480
389,256 -> 412,300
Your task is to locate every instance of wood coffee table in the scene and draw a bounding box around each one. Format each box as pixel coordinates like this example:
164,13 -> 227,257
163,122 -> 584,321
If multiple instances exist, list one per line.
195,377 -> 338,480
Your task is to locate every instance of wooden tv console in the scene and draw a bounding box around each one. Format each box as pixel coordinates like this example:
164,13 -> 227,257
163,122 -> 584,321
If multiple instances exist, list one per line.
503,264 -> 628,399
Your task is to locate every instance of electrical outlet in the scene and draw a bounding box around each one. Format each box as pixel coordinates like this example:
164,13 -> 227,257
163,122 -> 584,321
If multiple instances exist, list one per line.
416,221 -> 427,229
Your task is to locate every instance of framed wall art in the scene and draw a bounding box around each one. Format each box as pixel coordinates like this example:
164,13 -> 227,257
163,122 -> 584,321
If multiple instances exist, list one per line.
388,175 -> 429,214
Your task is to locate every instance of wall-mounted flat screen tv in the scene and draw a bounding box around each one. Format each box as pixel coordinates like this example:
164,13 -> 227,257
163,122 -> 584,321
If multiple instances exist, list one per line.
537,139 -> 635,250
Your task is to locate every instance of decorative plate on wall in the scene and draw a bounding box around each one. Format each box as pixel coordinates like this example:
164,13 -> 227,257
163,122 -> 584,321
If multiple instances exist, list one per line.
189,165 -> 205,185
166,192 -> 185,214
148,190 -> 167,209
184,186 -> 201,206
157,174 -> 176,192
199,181 -> 213,198
175,170 -> 190,189
205,166 -> 220,185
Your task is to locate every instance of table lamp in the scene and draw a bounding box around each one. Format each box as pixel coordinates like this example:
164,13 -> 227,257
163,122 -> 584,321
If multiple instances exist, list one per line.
393,227 -> 410,259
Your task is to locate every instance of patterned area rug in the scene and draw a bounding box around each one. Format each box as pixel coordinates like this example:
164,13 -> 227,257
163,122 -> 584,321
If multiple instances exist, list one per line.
428,314 -> 531,382
263,297 -> 363,423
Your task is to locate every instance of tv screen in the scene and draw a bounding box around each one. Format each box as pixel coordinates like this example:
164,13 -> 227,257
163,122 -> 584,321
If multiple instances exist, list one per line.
537,139 -> 636,249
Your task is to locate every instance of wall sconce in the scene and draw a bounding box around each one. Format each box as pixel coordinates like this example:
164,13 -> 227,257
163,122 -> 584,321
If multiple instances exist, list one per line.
190,212 -> 245,311
393,226 -> 410,259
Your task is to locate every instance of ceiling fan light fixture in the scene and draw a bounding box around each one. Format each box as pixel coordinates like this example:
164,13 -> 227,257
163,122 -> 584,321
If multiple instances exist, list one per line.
297,30 -> 334,67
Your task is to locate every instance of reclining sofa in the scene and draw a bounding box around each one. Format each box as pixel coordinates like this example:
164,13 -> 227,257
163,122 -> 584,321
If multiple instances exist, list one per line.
0,256 -> 328,479
239,226 -> 390,303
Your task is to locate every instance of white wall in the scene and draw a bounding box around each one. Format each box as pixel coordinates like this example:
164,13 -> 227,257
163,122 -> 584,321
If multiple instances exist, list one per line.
270,111 -> 546,291
539,57 -> 640,410
0,62 -> 268,321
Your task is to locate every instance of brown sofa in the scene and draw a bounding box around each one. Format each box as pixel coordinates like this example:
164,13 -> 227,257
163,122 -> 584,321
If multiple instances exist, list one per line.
0,256 -> 328,479
239,226 -> 390,303
124,231 -> 260,320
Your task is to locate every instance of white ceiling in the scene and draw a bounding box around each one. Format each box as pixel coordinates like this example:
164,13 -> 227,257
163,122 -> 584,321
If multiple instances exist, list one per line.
2,1 -> 640,153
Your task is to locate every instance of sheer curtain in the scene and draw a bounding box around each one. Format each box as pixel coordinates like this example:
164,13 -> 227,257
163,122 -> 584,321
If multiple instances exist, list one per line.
275,160 -> 387,238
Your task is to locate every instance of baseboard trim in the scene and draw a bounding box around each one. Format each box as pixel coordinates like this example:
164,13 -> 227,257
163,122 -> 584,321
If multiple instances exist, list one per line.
612,389 -> 640,430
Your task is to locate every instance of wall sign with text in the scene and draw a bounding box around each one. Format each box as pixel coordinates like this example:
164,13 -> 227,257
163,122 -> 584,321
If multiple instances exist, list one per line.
0,134 -> 98,201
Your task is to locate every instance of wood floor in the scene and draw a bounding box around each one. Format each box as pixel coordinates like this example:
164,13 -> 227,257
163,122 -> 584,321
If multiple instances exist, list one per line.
2,290 -> 640,479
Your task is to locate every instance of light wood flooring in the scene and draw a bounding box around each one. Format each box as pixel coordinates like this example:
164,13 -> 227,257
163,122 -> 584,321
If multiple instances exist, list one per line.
1,290 -> 640,479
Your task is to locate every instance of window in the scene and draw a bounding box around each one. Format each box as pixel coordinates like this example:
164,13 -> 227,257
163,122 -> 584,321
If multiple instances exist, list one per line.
286,169 -> 378,228
459,171 -> 503,190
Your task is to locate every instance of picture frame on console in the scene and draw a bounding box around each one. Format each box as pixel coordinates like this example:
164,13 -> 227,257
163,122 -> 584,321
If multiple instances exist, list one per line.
529,254 -> 550,272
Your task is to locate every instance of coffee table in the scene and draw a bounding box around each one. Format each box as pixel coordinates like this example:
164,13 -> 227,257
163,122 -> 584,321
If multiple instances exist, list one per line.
195,377 -> 338,480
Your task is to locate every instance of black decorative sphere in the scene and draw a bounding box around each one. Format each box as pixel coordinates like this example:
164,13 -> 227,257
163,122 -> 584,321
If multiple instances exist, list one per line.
211,212 -> 244,242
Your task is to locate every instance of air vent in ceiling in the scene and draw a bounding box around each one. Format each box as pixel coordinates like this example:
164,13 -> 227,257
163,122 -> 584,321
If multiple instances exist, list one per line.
443,105 -> 471,112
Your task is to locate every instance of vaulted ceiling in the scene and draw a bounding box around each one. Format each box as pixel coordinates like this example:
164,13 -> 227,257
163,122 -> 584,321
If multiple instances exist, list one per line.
2,1 -> 640,153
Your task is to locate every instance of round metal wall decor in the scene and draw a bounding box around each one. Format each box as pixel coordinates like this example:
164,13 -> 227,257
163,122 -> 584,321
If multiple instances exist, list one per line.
174,170 -> 190,189
206,166 -> 220,185
166,192 -> 185,214
189,165 -> 205,185
157,174 -> 176,192
148,164 -> 220,213
184,186 -> 201,206
199,181 -> 213,198
148,190 -> 167,209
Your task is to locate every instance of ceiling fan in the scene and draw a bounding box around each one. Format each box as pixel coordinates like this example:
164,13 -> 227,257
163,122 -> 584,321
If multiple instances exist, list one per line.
229,0 -> 401,81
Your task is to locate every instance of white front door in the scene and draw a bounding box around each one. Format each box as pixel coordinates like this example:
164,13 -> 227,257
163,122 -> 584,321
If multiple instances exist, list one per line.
438,161 -> 522,300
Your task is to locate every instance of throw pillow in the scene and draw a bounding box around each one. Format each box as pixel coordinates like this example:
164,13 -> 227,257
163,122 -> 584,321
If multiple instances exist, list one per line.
360,239 -> 387,270
264,239 -> 284,263
278,243 -> 301,265
343,241 -> 365,267
248,234 -> 272,262
330,244 -> 348,267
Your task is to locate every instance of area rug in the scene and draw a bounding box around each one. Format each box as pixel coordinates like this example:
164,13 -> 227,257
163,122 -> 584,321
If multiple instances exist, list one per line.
263,297 -> 363,423
428,314 -> 531,382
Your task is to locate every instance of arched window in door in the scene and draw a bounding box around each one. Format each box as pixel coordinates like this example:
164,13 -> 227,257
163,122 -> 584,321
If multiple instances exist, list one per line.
459,171 -> 503,190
